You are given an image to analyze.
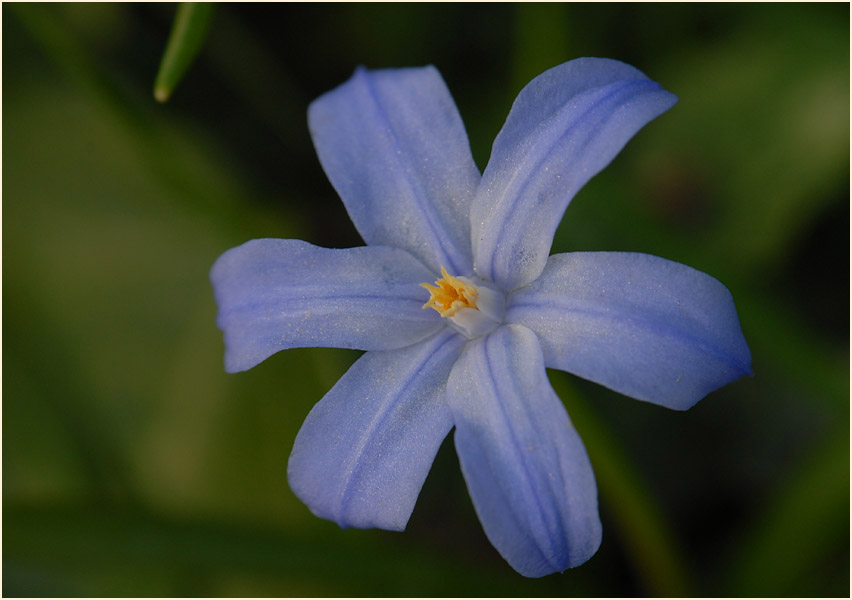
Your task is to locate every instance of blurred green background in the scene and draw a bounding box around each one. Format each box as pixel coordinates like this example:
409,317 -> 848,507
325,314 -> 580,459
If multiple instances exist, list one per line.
3,3 -> 849,597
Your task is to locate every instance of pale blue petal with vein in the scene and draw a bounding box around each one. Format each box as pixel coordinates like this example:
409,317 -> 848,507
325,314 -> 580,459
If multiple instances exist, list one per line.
447,325 -> 601,577
507,252 -> 752,410
211,239 -> 442,372
471,58 -> 678,290
309,66 -> 480,276
288,329 -> 465,531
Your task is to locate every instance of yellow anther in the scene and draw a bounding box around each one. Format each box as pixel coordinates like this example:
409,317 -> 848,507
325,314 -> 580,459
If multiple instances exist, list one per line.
421,267 -> 479,317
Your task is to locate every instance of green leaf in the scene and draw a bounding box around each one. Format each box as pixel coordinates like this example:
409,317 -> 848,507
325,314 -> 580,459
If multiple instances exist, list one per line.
153,3 -> 215,102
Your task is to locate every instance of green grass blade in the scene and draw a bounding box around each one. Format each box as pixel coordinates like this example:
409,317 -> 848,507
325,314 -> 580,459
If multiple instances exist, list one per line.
153,3 -> 215,102
550,372 -> 693,596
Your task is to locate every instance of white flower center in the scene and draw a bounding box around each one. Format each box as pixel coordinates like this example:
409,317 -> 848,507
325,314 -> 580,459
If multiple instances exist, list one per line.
421,267 -> 504,339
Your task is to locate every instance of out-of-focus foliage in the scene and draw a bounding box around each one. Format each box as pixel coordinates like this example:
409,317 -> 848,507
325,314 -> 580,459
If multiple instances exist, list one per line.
3,3 -> 848,597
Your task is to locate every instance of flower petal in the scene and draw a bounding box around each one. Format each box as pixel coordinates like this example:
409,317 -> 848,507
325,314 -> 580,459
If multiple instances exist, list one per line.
287,329 -> 465,531
506,252 -> 752,410
446,324 -> 601,577
211,239 -> 442,372
471,57 -> 678,290
309,66 -> 480,276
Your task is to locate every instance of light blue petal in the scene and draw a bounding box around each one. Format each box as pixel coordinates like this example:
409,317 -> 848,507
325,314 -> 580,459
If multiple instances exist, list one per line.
309,66 -> 480,276
210,239 -> 443,372
471,57 -> 678,291
287,329 -> 465,531
506,252 -> 752,410
446,324 -> 601,577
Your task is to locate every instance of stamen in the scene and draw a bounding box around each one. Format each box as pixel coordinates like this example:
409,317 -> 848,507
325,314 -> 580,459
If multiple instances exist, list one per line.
421,266 -> 479,317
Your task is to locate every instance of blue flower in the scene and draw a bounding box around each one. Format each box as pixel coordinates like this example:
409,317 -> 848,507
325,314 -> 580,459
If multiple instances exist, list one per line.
211,58 -> 752,577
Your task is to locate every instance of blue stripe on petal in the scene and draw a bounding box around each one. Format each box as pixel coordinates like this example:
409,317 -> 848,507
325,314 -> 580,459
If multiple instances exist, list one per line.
446,324 -> 601,577
210,239 -> 443,372
309,66 -> 480,275
506,252 -> 752,410
287,329 -> 465,531
471,57 -> 678,290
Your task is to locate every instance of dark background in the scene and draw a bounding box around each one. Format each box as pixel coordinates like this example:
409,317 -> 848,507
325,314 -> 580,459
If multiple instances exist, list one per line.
3,3 -> 849,596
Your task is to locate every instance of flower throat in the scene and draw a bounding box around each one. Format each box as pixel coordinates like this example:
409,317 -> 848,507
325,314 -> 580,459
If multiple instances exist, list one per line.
421,267 -> 504,339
